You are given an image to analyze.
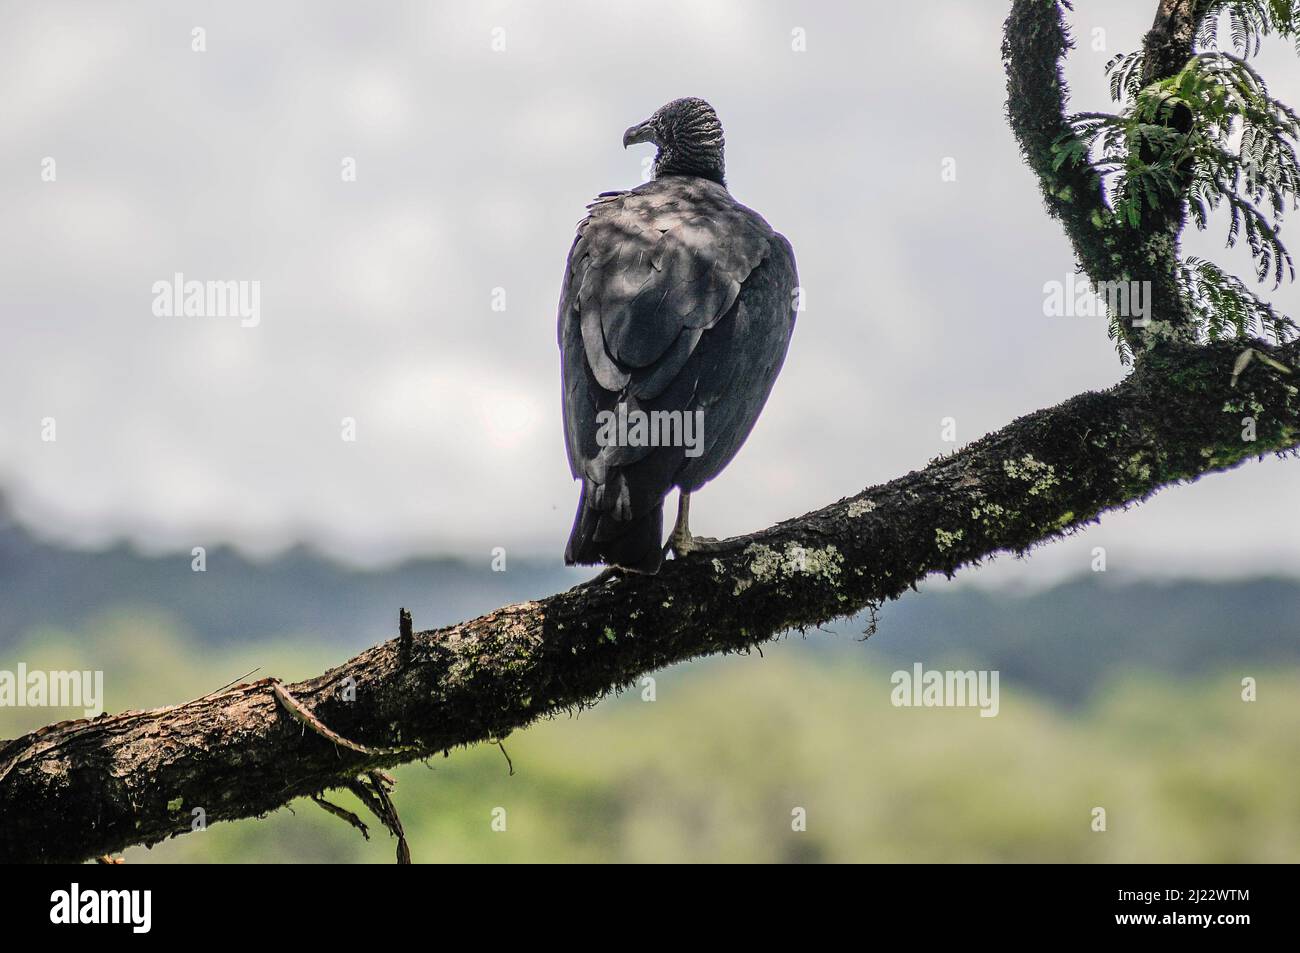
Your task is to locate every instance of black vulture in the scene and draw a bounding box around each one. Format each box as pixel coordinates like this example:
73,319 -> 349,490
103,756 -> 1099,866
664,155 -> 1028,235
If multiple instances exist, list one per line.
558,97 -> 798,573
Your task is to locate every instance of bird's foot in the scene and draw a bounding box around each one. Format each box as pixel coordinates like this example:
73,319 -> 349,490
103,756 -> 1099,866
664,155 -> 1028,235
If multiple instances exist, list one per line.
667,533 -> 724,558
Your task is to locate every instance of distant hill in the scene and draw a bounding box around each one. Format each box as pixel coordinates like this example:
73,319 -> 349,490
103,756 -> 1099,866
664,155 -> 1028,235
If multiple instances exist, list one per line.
0,514 -> 591,652
2,513 -> 1297,705
866,573 -> 1300,705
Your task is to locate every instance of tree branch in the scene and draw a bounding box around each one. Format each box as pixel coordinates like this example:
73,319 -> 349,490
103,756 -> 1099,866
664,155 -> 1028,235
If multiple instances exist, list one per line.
1,338 -> 1297,863
1142,0 -> 1217,83
1004,0 -> 1219,351
1003,1 -> 1111,262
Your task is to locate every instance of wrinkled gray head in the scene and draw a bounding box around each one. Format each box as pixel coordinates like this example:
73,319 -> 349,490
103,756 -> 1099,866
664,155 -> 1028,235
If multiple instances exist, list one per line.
623,97 -> 725,186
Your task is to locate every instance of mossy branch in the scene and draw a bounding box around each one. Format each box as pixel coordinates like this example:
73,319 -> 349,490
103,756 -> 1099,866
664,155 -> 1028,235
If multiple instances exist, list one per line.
1004,0 -> 1224,353
1,338 -> 1297,863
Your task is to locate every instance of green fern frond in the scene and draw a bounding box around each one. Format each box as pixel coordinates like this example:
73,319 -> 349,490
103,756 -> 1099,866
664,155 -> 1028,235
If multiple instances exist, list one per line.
1181,255 -> 1298,342
1200,1 -> 1300,57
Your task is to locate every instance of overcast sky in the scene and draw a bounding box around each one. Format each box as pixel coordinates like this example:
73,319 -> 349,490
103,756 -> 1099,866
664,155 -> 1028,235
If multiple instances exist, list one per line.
1,0 -> 1298,585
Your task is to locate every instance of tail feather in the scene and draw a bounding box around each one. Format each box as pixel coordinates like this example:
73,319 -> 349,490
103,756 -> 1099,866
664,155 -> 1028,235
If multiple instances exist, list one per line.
565,481 -> 664,573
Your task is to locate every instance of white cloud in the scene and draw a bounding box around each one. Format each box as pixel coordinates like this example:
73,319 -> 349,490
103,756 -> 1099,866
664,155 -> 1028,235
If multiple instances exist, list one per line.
1,0 -> 1298,583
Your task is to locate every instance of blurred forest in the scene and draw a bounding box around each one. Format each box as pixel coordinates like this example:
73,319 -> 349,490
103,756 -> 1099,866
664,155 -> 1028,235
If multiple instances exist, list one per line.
1,515 -> 1297,863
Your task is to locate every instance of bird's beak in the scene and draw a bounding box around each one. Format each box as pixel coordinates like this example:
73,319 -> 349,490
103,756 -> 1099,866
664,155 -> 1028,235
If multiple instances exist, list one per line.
622,120 -> 658,149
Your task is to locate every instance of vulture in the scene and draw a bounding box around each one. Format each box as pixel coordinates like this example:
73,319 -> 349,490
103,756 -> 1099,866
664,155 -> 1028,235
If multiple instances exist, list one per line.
558,97 -> 798,573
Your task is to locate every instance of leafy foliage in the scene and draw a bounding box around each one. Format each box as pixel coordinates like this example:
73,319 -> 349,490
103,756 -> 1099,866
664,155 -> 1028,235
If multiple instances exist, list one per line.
1197,0 -> 1300,56
1181,255 -> 1298,340
1183,54 -> 1298,285
1105,50 -> 1148,101
1056,2 -> 1300,345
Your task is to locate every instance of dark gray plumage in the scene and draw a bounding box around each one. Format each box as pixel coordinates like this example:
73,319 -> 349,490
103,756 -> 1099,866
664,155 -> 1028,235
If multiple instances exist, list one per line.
559,97 -> 798,573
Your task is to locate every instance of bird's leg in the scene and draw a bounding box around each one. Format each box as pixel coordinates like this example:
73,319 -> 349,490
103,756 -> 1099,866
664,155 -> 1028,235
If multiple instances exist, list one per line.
668,491 -> 693,555
667,491 -> 723,557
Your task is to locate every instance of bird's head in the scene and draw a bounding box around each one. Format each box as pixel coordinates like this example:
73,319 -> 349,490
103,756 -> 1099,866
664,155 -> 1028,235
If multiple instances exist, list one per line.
623,97 -> 726,186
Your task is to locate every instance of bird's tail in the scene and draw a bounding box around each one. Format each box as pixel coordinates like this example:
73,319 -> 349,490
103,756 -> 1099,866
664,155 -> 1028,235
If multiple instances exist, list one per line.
565,481 -> 664,574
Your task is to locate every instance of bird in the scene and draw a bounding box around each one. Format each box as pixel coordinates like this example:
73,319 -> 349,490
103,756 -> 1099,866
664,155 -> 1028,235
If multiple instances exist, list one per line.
558,97 -> 798,574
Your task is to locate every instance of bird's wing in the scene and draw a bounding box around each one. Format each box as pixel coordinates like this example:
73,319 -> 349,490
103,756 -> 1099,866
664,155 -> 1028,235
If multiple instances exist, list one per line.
674,231 -> 799,491
558,177 -> 775,483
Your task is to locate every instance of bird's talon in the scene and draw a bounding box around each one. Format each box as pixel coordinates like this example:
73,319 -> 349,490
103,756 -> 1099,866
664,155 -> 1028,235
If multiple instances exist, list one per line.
669,535 -> 694,558
669,534 -> 722,558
